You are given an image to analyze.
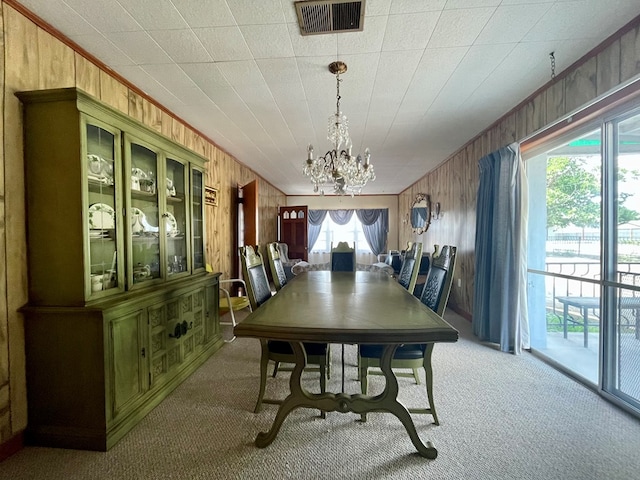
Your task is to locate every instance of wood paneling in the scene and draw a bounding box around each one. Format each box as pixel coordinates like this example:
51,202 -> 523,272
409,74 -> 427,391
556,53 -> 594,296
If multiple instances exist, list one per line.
127,90 -> 145,123
565,57 -> 597,113
597,40 -> 621,96
400,16 -> 640,320
2,0 -> 639,449
99,70 -> 128,113
75,53 -> 100,97
36,28 -> 74,89
0,1 -> 285,446
620,24 -> 640,83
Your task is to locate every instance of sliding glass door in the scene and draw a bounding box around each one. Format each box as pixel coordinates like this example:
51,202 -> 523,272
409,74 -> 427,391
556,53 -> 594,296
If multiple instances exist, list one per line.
525,104 -> 640,417
603,111 -> 640,409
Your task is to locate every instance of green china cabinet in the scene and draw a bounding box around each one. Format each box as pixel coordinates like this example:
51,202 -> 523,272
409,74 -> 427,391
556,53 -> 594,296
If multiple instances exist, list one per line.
17,88 -> 223,451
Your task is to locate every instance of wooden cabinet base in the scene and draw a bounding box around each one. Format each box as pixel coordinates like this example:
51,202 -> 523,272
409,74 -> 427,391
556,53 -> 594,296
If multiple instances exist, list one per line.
22,274 -> 222,451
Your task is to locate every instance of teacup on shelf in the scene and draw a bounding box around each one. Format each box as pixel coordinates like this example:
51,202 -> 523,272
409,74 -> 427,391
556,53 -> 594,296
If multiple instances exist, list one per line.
133,264 -> 151,280
90,274 -> 103,292
140,178 -> 155,194
166,178 -> 176,197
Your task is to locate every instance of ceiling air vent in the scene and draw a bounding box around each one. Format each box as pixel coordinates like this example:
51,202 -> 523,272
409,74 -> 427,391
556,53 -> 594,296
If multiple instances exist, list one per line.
295,0 -> 365,36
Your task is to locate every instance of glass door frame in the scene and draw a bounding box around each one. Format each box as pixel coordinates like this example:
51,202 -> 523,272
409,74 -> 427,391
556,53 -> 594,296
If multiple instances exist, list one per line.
523,94 -> 640,419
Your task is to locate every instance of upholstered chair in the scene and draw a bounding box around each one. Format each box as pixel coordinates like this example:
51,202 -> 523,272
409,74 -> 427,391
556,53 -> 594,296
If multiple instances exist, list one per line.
358,245 -> 457,425
239,245 -> 329,417
277,242 -> 301,280
266,242 -> 288,291
396,242 -> 423,293
330,241 -> 356,272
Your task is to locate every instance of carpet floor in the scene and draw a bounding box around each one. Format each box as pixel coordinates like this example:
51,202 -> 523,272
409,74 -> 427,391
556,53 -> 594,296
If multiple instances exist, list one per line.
1,310 -> 639,479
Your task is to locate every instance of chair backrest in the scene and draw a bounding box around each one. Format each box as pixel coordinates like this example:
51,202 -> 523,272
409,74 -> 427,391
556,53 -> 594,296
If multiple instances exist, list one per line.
277,242 -> 291,263
418,245 -> 457,316
330,241 -> 355,272
397,242 -> 423,293
239,245 -> 272,309
267,242 -> 287,291
385,250 -> 403,274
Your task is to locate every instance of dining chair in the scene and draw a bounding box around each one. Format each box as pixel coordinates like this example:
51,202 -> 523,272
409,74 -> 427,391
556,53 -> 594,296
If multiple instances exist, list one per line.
266,242 -> 288,291
358,245 -> 457,425
218,278 -> 251,343
397,241 -> 423,293
240,245 -> 329,417
330,241 -> 356,272
277,242 -> 301,280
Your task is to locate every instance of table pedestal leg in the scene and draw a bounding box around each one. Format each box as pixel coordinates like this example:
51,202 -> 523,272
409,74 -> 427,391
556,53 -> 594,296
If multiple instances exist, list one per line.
254,342 -> 438,459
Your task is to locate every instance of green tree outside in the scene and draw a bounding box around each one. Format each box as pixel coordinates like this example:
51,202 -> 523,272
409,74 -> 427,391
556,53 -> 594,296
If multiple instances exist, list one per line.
546,156 -> 640,236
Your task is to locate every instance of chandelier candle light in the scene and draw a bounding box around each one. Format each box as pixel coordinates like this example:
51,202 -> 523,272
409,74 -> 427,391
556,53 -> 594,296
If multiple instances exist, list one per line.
304,61 -> 375,195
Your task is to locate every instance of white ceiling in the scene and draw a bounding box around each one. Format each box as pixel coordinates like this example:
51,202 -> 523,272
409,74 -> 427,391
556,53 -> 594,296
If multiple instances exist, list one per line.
14,0 -> 640,195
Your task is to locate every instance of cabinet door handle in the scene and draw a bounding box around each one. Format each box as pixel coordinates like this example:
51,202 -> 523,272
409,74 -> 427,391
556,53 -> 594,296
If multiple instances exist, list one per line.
169,323 -> 182,339
141,347 -> 146,358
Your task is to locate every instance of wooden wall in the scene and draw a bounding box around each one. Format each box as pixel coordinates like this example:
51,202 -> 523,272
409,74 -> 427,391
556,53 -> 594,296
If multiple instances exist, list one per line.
0,2 -> 284,447
400,17 -> 640,320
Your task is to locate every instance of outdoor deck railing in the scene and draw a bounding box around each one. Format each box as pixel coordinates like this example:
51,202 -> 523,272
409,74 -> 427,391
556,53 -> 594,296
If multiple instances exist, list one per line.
541,261 -> 640,334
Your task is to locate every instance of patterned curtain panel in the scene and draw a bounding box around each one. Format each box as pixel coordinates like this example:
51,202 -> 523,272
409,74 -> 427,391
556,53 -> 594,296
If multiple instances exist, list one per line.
472,143 -> 530,354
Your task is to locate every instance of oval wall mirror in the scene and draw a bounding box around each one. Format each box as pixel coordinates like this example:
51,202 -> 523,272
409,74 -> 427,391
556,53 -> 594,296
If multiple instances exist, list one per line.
410,193 -> 431,234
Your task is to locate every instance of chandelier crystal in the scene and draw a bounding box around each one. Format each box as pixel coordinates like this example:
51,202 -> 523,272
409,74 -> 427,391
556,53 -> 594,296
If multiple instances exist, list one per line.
303,61 -> 375,196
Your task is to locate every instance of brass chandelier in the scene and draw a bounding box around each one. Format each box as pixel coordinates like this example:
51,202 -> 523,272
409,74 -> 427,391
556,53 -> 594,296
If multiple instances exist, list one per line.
303,61 -> 375,195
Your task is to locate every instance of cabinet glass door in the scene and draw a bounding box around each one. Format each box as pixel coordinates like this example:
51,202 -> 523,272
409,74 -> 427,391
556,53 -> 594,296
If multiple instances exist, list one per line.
191,168 -> 205,271
85,121 -> 120,297
127,138 -> 161,286
166,157 -> 188,277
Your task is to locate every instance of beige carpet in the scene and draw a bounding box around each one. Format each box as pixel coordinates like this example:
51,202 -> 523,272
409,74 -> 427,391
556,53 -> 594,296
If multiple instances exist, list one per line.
1,310 -> 639,479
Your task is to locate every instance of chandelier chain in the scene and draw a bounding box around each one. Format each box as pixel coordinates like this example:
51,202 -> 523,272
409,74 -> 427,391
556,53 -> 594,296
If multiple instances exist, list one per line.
549,51 -> 556,79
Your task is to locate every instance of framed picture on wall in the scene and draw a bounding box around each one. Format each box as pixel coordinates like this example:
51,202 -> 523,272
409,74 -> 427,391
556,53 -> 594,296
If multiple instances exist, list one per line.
205,186 -> 218,206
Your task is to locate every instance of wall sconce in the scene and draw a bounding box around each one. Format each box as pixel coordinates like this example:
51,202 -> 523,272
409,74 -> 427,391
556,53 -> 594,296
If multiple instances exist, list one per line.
433,202 -> 441,220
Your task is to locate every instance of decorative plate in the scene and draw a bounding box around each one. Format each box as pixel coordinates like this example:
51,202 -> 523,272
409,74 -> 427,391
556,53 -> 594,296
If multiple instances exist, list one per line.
101,158 -> 114,177
88,203 -> 115,230
131,167 -> 148,179
165,212 -> 179,236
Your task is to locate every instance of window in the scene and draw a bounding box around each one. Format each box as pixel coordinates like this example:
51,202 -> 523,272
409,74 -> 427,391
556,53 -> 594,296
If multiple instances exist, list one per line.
311,215 -> 372,254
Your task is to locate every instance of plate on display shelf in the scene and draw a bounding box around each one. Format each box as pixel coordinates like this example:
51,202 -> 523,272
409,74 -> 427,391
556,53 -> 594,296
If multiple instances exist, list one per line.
165,212 -> 179,237
87,154 -> 103,175
131,167 -> 148,179
131,207 -> 160,234
88,203 -> 115,230
89,230 -> 110,238
87,155 -> 114,180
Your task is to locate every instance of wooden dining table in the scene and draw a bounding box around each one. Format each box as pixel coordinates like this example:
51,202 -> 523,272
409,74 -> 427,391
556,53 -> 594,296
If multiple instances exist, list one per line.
234,270 -> 459,458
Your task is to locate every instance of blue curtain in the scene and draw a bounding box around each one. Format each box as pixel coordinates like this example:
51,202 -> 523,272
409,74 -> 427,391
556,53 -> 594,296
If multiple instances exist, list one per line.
328,209 -> 354,225
472,143 -> 529,354
356,209 -> 388,256
308,208 -> 388,255
308,209 -> 328,251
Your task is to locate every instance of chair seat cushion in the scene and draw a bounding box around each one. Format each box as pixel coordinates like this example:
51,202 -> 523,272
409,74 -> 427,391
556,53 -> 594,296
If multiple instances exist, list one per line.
268,340 -> 327,356
219,296 -> 250,312
359,344 -> 425,360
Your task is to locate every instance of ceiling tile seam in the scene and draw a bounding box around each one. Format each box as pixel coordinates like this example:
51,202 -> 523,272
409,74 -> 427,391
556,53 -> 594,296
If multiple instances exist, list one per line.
476,2 -> 555,48
232,58 -> 302,158
370,7 -> 446,148
458,42 -> 521,104
372,5 -> 443,151
414,43 -> 499,126
346,10 -> 390,154
73,0 -> 145,33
